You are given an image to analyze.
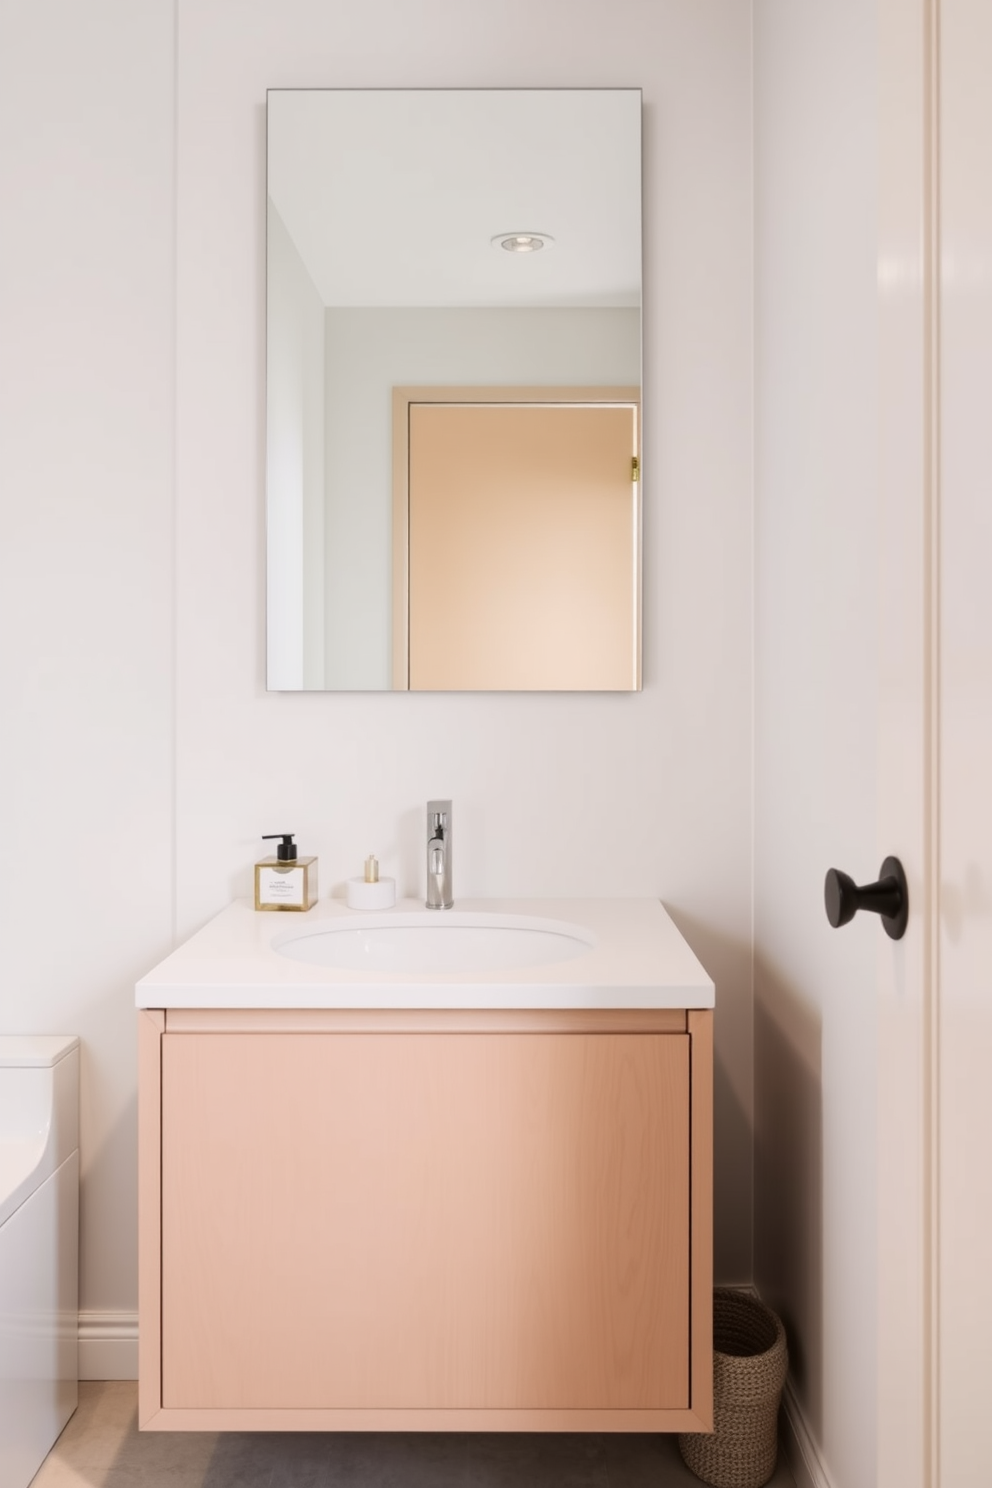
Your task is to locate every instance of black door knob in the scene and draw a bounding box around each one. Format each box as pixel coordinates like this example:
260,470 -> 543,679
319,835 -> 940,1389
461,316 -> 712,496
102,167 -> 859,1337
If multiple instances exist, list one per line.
824,856 -> 908,940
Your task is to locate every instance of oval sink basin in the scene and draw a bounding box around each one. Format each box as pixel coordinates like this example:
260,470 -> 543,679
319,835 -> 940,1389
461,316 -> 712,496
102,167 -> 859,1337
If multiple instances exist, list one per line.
274,914 -> 594,974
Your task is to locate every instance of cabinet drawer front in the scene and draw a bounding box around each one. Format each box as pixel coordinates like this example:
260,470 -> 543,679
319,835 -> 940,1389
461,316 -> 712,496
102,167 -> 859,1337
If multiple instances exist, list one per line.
161,1032 -> 689,1411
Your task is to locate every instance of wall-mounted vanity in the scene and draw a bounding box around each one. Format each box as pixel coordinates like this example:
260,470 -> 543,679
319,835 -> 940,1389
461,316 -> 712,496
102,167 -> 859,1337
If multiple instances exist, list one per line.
136,898 -> 713,1433
266,89 -> 642,691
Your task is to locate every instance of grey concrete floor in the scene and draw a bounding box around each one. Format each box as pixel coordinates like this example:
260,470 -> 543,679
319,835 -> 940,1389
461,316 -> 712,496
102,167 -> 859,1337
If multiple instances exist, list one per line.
30,1382 -> 797,1487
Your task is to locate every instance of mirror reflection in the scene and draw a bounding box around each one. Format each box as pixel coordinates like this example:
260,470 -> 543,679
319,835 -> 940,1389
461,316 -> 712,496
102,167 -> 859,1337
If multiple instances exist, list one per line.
266,88 -> 642,691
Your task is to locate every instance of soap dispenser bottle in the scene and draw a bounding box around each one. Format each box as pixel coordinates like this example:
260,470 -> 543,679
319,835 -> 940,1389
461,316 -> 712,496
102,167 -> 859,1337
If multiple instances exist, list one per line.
254,833 -> 318,911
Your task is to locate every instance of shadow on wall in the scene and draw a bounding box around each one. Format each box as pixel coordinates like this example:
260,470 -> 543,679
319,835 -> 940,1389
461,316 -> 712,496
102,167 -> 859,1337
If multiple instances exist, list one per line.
753,952 -> 823,1445
78,1046 -> 139,1316
663,905 -> 753,1285
711,1052 -> 752,1284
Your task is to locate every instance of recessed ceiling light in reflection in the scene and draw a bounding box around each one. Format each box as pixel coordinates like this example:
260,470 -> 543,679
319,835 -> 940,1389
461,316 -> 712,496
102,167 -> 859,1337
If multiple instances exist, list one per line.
491,232 -> 556,254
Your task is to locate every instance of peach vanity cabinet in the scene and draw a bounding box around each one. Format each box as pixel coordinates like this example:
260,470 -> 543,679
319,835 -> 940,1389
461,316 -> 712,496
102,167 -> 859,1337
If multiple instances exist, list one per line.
136,901 -> 714,1434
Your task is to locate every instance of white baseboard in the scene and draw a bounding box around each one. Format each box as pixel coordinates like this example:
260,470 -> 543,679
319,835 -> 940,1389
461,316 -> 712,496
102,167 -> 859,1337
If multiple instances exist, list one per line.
78,1312 -> 138,1381
780,1378 -> 836,1488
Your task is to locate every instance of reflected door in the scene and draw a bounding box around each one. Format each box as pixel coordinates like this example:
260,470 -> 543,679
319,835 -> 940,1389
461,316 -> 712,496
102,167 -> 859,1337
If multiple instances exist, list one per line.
400,398 -> 640,690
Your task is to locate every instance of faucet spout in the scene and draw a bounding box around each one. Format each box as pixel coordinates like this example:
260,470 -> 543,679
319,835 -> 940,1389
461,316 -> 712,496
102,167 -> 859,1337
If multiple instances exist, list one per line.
426,799 -> 453,909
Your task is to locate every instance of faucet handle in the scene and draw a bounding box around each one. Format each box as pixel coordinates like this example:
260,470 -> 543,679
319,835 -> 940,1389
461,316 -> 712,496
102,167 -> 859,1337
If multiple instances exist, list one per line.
428,800 -> 450,833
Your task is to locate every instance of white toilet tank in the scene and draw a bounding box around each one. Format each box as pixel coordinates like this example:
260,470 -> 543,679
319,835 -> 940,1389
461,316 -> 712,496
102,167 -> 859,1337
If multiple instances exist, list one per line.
0,1036 -> 79,1488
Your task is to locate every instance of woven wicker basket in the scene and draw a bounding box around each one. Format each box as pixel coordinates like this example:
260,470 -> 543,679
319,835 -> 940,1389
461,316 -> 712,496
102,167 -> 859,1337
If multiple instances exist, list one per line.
678,1289 -> 789,1488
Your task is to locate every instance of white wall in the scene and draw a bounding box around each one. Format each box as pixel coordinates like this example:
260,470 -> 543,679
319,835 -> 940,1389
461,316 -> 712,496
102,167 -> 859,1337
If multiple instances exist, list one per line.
321,305 -> 640,688
1,0 -> 754,1366
175,0 -> 754,1281
0,0 -> 175,1371
753,3 -> 878,1485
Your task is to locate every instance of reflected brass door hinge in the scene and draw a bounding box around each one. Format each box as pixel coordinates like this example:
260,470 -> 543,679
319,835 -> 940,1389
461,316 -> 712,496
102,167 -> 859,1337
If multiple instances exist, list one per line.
631,456 -> 640,482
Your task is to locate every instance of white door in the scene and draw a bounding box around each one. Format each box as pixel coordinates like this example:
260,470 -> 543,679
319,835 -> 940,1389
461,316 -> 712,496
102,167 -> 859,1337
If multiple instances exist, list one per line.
874,4 -> 934,1483
878,3 -> 992,1484
933,3 -> 992,1482
753,0 -> 933,1479
757,4 -> 984,1482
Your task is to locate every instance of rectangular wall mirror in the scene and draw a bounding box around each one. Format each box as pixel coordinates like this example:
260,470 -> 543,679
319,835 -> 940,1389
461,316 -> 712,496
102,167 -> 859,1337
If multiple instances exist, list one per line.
266,88 -> 642,691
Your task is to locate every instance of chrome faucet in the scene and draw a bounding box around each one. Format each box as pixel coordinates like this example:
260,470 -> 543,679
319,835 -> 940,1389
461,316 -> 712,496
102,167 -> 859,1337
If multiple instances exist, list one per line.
426,800 -> 452,909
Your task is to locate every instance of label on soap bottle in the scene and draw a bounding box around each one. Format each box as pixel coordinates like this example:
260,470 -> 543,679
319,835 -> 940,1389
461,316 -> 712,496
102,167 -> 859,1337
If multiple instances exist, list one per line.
258,865 -> 305,907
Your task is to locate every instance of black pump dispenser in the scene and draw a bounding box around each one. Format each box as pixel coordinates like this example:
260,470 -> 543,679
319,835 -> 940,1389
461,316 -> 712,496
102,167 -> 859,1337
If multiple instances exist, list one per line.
262,833 -> 298,861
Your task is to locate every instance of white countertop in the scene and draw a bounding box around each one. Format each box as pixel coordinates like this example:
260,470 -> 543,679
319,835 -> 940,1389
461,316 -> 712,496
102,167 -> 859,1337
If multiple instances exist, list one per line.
135,898 -> 714,1011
